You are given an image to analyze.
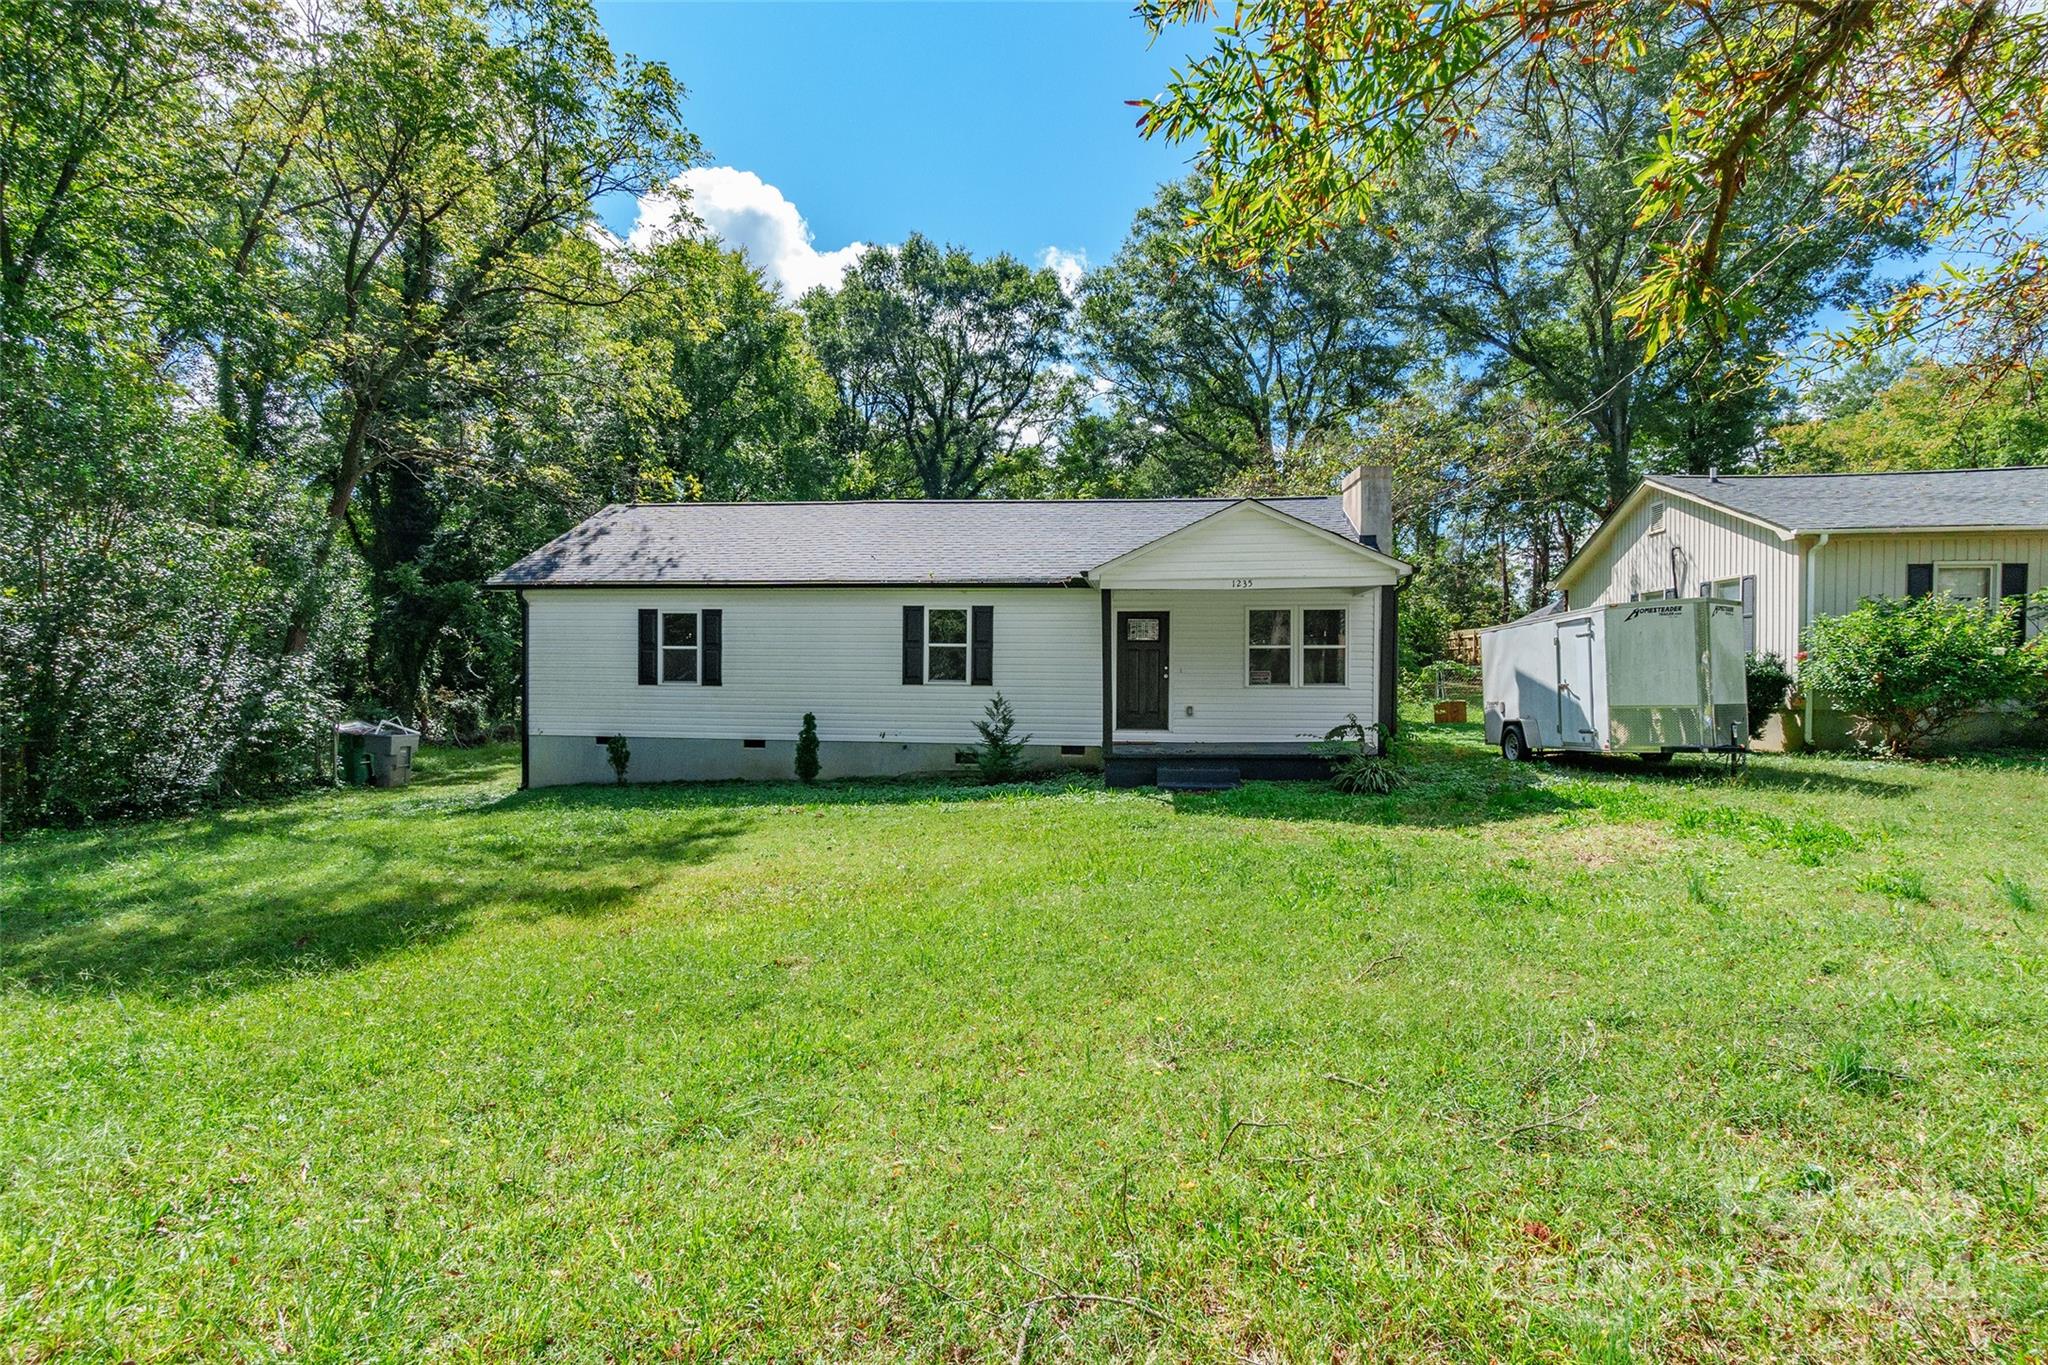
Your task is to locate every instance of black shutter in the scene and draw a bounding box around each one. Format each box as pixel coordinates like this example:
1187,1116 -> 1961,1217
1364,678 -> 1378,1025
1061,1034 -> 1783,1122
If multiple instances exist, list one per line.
637,608 -> 658,685
1906,563 -> 1934,599
1739,575 -> 1757,654
902,605 -> 924,685
970,605 -> 993,686
701,608 -> 723,686
2004,563 -> 2030,643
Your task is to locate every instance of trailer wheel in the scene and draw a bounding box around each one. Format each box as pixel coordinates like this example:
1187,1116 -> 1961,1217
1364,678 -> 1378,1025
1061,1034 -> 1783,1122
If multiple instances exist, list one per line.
1499,725 -> 1530,763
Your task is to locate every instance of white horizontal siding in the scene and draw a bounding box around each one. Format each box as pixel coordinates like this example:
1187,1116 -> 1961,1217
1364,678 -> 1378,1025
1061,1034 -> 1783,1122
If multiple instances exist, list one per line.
1812,531 -> 2048,639
524,587 -> 1101,746
1567,492 -> 1802,662
1100,504 -> 1397,588
1111,588 -> 1380,742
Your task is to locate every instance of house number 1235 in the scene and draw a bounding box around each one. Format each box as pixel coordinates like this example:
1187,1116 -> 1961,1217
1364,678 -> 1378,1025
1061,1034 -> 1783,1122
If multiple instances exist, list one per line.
1230,578 -> 1255,588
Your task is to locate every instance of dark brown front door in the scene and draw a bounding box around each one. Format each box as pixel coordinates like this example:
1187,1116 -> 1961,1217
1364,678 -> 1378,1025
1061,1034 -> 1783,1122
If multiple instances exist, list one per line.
1116,612 -> 1169,730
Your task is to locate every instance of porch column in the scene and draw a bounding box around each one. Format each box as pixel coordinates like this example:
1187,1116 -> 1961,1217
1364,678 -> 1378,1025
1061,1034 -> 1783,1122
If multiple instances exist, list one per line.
1378,582 -> 1399,740
1099,587 -> 1113,757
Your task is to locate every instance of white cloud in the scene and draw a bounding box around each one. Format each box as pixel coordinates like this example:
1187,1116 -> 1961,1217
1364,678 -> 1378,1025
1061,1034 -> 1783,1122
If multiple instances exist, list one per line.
628,166 -> 869,300
1039,245 -> 1088,299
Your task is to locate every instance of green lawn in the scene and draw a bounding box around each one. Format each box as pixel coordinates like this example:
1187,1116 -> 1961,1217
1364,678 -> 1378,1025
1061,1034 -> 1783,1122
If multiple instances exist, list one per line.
5,726 -> 2047,1362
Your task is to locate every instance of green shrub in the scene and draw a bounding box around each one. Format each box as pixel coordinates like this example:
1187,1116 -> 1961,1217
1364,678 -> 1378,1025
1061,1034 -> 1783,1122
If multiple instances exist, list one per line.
1799,593 -> 2048,755
971,693 -> 1030,783
1744,651 -> 1794,722
795,713 -> 821,783
1314,714 -> 1406,795
605,734 -> 631,785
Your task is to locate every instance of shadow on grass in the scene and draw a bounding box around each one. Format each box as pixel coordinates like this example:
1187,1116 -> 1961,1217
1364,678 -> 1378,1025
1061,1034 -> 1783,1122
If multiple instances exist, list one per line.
1,770 -> 744,998
1537,750 -> 1916,798
1164,732 -> 1595,828
482,769 -> 1109,815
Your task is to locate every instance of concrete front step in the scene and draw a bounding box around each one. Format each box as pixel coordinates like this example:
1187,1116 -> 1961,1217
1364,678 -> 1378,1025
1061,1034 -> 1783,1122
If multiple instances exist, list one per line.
1154,762 -> 1242,792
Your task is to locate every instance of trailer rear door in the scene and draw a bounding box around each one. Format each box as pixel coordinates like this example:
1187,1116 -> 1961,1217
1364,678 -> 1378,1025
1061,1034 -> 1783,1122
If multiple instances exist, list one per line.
1555,619 -> 1599,749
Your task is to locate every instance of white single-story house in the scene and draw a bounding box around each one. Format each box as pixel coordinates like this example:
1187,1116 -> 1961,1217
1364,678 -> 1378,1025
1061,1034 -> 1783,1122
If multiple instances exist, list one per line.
488,467 -> 1411,788
1556,465 -> 2048,744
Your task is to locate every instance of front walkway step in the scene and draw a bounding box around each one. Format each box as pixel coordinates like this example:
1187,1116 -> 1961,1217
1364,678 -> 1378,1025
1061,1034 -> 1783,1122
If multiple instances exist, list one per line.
1155,762 -> 1242,792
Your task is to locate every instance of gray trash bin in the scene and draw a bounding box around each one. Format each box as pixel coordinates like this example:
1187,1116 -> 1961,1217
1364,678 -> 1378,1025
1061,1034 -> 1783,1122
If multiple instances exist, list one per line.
337,720 -> 421,788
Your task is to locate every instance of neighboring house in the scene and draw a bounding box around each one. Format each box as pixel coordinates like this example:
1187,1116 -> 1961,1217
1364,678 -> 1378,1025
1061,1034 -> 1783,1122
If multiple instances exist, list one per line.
1556,466 -> 2048,743
488,467 -> 1410,788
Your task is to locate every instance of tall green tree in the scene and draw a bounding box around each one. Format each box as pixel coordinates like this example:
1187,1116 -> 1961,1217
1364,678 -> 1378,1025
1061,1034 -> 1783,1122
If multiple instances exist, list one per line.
1772,362 -> 2048,473
0,0 -> 348,822
1076,179 -> 1407,494
802,234 -> 1076,498
269,0 -> 696,655
602,237 -> 841,500
1393,42 -> 1905,508
1138,0 -> 2048,373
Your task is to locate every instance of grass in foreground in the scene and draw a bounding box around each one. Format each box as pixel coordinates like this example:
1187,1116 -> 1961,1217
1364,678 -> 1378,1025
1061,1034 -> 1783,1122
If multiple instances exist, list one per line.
4,728 -> 2047,1361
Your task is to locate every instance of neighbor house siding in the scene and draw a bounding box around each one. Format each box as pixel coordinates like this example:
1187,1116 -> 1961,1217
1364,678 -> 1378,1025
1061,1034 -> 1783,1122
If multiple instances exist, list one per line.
1566,492 -> 1802,662
524,586 -> 1103,748
1811,531 -> 2048,639
1111,589 -> 1379,743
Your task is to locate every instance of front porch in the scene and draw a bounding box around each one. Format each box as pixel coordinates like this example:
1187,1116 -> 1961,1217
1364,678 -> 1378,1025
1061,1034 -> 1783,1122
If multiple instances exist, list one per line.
1084,496 -> 1409,788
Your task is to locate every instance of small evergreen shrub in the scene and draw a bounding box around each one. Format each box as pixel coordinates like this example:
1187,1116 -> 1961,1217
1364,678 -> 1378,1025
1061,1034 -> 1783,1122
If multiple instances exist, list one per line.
971,693 -> 1030,783
605,734 -> 631,784
1744,651 -> 1794,723
1314,714 -> 1406,795
1800,594 -> 2047,755
795,713 -> 821,783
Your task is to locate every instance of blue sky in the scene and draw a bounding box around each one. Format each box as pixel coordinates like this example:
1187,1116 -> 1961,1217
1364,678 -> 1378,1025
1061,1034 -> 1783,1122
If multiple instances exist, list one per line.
594,1 -> 1205,296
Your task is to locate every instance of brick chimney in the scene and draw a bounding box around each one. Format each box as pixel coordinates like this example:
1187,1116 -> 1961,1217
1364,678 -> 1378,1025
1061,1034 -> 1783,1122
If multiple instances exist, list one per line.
1341,465 -> 1393,551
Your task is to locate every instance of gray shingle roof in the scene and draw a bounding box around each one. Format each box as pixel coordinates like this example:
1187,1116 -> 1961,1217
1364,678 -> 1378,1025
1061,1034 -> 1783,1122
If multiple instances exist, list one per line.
488,497 -> 1363,587
1651,466 -> 2048,532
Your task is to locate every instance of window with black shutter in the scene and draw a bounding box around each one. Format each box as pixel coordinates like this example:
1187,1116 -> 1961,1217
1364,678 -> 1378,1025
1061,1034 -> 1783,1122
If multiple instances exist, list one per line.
1906,563 -> 1934,598
2003,563 -> 2030,642
904,605 -> 989,684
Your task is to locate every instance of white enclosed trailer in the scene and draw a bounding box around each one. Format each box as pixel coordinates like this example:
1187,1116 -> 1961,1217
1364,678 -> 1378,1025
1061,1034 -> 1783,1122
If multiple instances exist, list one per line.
1481,599 -> 1748,763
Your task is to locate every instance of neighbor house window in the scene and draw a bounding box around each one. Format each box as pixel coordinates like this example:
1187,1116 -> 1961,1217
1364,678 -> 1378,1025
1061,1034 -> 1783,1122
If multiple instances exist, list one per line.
1709,578 -> 1741,601
1303,608 -> 1347,685
661,611 -> 698,682
1247,609 -> 1291,685
926,607 -> 969,682
1935,562 -> 1995,603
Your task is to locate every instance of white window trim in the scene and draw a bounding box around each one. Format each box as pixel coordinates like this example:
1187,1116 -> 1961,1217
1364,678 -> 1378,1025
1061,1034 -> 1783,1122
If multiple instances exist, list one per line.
1244,607 -> 1349,688
922,605 -> 972,684
1933,560 -> 2000,602
659,609 -> 700,686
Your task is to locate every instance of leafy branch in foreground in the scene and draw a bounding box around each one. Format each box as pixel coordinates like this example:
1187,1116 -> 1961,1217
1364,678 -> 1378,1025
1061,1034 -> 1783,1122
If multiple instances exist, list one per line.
1137,0 -> 2048,372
